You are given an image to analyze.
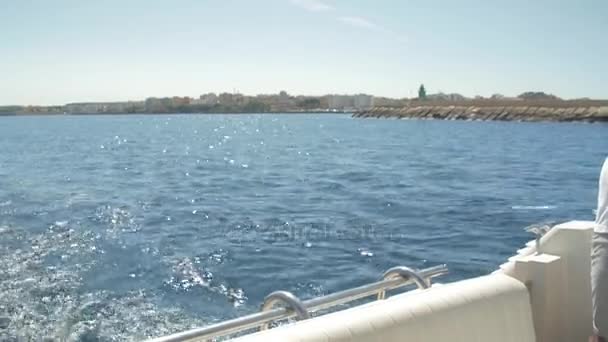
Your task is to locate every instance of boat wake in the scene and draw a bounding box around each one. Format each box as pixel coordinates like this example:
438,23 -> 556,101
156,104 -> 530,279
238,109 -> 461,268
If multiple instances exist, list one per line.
0,216 -> 203,341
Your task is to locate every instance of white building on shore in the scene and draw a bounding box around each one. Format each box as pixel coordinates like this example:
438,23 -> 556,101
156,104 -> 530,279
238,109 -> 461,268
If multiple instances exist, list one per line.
191,93 -> 218,106
65,101 -> 144,114
354,94 -> 374,110
328,94 -> 374,111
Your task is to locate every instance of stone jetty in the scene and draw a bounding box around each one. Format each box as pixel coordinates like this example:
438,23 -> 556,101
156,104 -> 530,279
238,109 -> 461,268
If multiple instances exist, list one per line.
354,102 -> 608,123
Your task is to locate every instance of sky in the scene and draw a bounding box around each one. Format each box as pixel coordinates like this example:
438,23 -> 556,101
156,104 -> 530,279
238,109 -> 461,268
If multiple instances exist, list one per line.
1,0 -> 607,105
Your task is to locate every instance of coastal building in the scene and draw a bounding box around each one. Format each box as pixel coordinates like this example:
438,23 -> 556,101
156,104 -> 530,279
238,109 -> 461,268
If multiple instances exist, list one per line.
144,97 -> 189,112
65,101 -> 144,114
217,92 -> 249,106
232,93 -> 248,105
192,93 -> 218,106
144,97 -> 164,112
354,94 -> 374,110
328,95 -> 354,111
218,93 -> 234,105
425,93 -> 466,101
65,102 -> 104,114
328,94 -> 374,111
171,96 -> 191,107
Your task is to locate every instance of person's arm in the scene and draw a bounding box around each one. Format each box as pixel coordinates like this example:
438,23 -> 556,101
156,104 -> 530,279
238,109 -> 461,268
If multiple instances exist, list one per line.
598,158 -> 608,230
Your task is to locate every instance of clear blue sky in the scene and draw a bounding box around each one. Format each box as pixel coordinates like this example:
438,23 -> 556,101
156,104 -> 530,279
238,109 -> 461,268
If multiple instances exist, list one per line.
1,0 -> 607,105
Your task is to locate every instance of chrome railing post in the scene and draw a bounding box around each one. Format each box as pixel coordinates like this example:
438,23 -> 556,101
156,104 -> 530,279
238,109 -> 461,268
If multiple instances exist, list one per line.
260,291 -> 309,330
378,266 -> 432,300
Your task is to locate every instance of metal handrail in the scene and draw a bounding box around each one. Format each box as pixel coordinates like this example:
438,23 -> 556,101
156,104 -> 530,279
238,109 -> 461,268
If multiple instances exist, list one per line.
378,266 -> 430,299
147,264 -> 448,342
260,291 -> 310,330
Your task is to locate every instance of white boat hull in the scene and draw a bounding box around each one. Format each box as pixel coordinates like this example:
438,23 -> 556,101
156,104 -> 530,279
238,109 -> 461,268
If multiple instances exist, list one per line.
149,221 -> 596,342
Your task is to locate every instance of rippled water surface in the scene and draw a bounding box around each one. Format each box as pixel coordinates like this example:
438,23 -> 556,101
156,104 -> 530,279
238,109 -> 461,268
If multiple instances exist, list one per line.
0,114 -> 606,340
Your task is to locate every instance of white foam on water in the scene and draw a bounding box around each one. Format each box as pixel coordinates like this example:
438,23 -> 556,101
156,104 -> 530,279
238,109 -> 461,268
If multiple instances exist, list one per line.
0,216 -> 206,341
511,205 -> 557,210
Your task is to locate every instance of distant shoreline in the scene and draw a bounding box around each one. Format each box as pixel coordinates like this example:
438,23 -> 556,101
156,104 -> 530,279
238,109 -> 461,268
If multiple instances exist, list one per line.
3,100 -> 608,123
0,111 -> 352,117
4,93 -> 608,119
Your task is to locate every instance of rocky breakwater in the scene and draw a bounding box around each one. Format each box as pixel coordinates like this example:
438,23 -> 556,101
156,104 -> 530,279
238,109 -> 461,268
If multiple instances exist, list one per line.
354,102 -> 608,123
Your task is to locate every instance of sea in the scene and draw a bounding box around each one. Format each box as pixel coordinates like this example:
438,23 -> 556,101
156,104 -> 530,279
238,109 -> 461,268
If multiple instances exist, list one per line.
0,114 -> 606,341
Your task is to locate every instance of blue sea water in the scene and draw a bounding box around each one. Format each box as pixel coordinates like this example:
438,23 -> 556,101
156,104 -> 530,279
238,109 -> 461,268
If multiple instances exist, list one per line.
0,114 -> 606,340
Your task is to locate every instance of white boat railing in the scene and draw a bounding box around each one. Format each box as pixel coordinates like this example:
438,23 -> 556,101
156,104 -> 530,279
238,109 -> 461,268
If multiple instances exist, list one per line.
147,264 -> 448,342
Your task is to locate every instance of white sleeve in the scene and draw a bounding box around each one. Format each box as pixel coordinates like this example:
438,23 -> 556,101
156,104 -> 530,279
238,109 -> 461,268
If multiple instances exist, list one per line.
598,157 -> 608,231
